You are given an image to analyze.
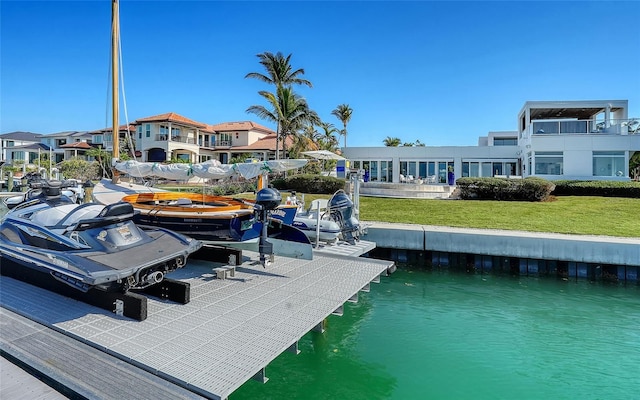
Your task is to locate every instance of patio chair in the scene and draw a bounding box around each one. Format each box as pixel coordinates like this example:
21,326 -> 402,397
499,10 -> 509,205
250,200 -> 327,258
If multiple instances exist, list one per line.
399,174 -> 407,183
406,175 -> 415,183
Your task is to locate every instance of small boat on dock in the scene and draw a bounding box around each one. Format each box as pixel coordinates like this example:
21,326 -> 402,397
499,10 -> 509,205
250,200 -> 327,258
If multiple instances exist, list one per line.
280,190 -> 362,245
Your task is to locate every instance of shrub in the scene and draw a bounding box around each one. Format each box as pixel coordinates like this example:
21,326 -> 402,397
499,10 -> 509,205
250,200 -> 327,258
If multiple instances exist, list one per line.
271,174 -> 345,194
456,177 -> 555,201
552,180 -> 640,198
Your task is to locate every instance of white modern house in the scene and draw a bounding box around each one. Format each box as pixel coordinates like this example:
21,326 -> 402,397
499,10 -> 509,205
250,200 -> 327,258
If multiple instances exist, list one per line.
0,131 -> 44,164
342,100 -> 640,184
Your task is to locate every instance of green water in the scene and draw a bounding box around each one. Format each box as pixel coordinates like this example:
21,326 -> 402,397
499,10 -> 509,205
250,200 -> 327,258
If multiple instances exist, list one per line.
232,268 -> 639,400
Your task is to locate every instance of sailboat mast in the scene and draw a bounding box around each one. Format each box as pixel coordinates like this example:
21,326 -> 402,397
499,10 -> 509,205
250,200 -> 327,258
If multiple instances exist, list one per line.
111,0 -> 120,182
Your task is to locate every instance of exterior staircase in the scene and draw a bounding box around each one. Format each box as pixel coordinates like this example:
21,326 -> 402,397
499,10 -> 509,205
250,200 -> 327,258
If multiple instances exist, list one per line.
358,182 -> 456,199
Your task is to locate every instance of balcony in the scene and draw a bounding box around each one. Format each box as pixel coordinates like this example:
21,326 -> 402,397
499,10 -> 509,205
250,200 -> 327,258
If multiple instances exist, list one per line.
155,134 -> 196,145
530,118 -> 639,136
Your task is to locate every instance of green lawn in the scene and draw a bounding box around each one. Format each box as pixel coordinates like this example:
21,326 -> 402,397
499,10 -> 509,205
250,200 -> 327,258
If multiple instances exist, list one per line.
291,194 -> 640,238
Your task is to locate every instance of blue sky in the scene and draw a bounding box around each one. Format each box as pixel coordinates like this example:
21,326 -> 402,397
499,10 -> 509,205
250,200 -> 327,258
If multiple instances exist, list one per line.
2,0 -> 639,147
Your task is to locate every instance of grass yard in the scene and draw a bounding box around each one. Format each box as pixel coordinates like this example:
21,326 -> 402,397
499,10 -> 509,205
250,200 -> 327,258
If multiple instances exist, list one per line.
284,193 -> 640,238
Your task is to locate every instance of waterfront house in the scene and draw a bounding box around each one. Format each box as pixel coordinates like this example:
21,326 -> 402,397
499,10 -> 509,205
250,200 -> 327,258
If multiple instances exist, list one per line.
2,100 -> 638,185
0,131 -> 44,164
342,100 -> 640,183
39,131 -> 93,163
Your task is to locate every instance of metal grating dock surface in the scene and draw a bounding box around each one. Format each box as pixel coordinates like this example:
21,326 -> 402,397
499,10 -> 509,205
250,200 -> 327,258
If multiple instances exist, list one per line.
312,239 -> 376,258
1,252 -> 393,400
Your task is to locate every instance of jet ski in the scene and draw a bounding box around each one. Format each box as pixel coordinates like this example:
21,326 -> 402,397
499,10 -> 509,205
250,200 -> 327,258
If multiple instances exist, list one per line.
0,180 -> 202,293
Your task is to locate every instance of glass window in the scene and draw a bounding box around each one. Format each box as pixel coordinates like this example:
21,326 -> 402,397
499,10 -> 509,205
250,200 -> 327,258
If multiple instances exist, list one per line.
369,161 -> 378,181
506,162 -> 517,175
494,137 -> 518,146
593,151 -> 625,177
408,162 -> 417,178
532,121 -> 559,134
535,152 -> 563,175
438,162 -> 447,183
400,161 -> 408,176
418,162 -> 427,179
560,120 -> 587,134
145,124 -> 151,138
462,162 -> 470,177
381,161 -> 392,182
428,162 -> 436,177
470,162 -> 479,177
493,162 -> 503,175
481,162 -> 492,177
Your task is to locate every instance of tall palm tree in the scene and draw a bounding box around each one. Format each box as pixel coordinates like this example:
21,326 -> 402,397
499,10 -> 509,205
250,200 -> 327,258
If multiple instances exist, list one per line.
247,86 -> 318,159
331,104 -> 353,148
319,122 -> 340,151
245,52 -> 312,88
245,51 -> 312,159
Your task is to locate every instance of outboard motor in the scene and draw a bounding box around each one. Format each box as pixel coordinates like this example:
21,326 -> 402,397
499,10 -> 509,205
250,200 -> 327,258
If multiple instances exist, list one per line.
328,190 -> 360,245
255,188 -> 282,267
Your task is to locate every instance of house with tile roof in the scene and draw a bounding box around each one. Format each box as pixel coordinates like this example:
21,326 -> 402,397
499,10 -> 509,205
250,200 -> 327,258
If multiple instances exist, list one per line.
39,131 -> 93,163
128,113 -> 279,164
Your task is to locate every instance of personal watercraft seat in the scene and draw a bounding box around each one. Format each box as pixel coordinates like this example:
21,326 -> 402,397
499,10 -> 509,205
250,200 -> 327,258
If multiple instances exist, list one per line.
99,202 -> 134,218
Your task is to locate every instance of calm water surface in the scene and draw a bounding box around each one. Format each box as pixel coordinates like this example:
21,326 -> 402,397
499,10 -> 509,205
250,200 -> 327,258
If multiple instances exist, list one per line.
232,268 -> 639,400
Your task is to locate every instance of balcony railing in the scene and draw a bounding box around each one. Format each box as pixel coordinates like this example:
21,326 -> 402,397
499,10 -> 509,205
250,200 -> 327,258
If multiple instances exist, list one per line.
530,118 -> 639,136
155,134 -> 196,144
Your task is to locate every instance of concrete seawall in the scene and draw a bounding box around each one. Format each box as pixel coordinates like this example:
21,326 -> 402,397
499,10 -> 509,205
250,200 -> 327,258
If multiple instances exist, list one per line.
362,222 -> 640,267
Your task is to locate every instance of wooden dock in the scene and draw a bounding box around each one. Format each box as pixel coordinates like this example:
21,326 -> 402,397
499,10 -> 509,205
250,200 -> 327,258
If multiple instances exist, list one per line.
1,251 -> 393,400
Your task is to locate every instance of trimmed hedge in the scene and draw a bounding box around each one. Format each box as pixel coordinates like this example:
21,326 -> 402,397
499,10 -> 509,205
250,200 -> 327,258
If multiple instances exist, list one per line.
271,174 -> 345,194
552,180 -> 640,198
456,177 -> 555,201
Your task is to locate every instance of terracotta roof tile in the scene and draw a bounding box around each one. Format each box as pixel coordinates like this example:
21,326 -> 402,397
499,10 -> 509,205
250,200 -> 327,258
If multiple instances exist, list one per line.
91,124 -> 137,134
232,134 -> 294,151
135,112 -> 207,128
60,142 -> 93,149
208,121 -> 275,134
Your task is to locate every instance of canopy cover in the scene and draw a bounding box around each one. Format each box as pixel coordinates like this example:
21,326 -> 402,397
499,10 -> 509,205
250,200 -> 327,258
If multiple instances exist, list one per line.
301,150 -> 345,160
114,159 -> 308,180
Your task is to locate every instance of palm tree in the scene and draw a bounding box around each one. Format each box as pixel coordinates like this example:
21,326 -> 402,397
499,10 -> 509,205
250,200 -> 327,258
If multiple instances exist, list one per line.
331,104 -> 353,148
319,122 -> 340,151
245,51 -> 312,159
290,124 -> 320,159
383,136 -> 402,147
247,86 -> 318,159
245,51 -> 312,88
